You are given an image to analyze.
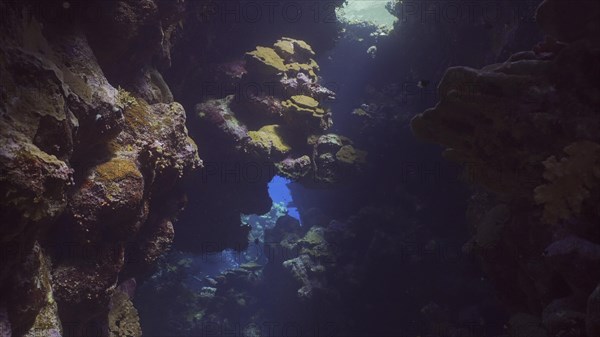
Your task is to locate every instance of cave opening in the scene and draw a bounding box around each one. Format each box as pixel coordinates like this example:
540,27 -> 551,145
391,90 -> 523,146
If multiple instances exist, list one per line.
266,175 -> 301,225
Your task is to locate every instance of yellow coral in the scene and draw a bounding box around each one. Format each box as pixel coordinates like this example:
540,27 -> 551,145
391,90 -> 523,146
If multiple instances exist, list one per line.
285,60 -> 319,79
274,37 -> 315,58
534,141 -> 600,224
248,124 -> 292,156
122,97 -> 156,133
291,95 -> 318,109
95,157 -> 142,182
282,96 -> 325,117
273,39 -> 295,57
286,38 -> 315,56
246,46 -> 287,73
93,157 -> 142,202
247,39 -> 319,81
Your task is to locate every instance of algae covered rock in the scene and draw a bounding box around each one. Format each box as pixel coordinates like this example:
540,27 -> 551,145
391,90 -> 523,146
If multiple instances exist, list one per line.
69,156 -> 145,243
0,131 -> 72,239
336,145 -> 367,165
282,95 -> 331,131
289,95 -> 320,110
311,134 -> 367,184
246,46 -> 288,76
6,243 -> 62,337
246,38 -> 319,81
275,155 -> 312,181
194,37 -> 363,185
247,125 -> 292,159
0,2 -> 200,334
196,95 -> 250,145
274,37 -> 316,62
108,290 -> 142,337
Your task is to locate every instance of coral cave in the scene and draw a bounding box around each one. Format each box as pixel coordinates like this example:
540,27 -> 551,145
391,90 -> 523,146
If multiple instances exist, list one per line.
1,0 -> 600,336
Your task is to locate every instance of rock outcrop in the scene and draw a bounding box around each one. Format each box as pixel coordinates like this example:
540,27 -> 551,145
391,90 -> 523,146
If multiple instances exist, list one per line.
411,0 -> 600,335
0,1 -> 199,335
175,37 -> 366,254
194,37 -> 365,184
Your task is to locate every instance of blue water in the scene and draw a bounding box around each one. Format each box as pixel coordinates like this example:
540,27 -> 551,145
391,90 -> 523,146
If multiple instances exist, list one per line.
178,175 -> 302,284
268,175 -> 301,224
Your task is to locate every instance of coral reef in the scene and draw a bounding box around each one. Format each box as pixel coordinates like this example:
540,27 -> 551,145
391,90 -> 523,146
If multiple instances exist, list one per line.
247,125 -> 292,159
8,0 -> 598,336
411,0 -> 600,335
193,38 -> 363,182
176,37 -> 365,254
0,1 -> 199,335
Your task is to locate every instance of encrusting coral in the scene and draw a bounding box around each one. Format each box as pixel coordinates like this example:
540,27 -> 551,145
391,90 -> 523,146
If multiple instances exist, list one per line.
195,37 -> 365,184
246,46 -> 288,75
247,125 -> 292,159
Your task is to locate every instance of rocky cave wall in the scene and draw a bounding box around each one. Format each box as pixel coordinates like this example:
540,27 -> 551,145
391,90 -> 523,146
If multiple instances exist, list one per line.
0,1 -> 200,336
0,0 -> 350,335
412,0 -> 600,335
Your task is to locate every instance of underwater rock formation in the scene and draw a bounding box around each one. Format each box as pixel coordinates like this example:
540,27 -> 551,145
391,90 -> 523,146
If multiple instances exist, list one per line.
534,141 -> 600,224
194,37 -> 366,183
310,134 -> 367,185
107,289 -> 142,337
0,1 -> 199,335
176,38 -> 366,253
411,0 -> 600,335
165,0 -> 345,110
142,200 -> 477,336
80,0 -> 188,100
265,217 -> 332,300
135,202 -> 291,336
8,243 -> 61,337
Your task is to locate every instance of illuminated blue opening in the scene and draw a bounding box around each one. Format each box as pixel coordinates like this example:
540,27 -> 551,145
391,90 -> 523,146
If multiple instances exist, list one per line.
268,175 -> 301,224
